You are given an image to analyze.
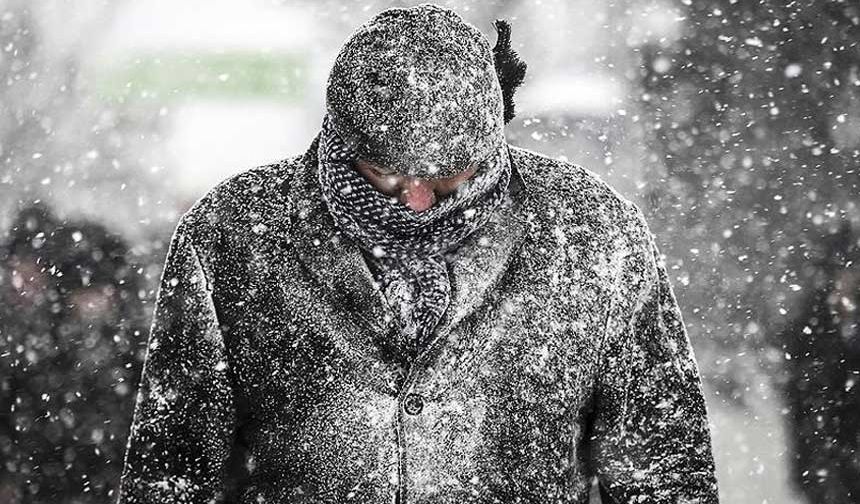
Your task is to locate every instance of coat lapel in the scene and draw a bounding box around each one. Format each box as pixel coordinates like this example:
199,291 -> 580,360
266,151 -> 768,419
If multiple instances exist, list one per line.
287,138 -> 533,362
426,166 -> 531,350
288,153 -> 397,342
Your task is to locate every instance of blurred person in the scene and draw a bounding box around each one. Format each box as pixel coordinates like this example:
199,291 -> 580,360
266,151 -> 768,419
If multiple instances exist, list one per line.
778,222 -> 860,503
0,203 -> 147,503
118,4 -> 718,503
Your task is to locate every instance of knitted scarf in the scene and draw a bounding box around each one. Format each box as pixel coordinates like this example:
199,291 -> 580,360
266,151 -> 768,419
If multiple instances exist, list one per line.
317,114 -> 511,363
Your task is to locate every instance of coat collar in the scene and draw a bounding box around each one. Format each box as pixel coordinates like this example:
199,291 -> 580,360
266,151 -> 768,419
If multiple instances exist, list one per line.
286,133 -> 533,363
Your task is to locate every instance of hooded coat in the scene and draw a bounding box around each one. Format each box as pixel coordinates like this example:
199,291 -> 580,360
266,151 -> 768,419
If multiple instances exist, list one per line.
117,5 -> 719,504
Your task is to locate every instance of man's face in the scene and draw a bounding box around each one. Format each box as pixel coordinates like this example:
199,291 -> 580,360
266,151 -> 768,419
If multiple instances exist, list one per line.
353,159 -> 478,212
7,254 -> 49,308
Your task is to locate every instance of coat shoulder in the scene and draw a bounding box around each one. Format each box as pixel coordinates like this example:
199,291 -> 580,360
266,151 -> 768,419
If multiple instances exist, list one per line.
510,145 -> 651,243
508,145 -> 659,315
174,153 -> 306,248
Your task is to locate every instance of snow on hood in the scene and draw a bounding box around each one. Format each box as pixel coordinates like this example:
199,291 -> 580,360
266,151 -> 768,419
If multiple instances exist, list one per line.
323,3 -> 506,179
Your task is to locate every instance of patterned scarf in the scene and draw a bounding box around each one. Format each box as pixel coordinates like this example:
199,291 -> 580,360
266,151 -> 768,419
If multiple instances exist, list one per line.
317,114 -> 511,363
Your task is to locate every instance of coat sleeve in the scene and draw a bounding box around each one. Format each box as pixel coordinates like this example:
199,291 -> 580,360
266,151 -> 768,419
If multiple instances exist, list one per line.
117,219 -> 236,504
588,209 -> 719,503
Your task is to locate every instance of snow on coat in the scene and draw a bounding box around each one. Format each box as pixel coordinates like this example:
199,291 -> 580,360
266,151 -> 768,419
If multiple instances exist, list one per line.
116,133 -> 719,503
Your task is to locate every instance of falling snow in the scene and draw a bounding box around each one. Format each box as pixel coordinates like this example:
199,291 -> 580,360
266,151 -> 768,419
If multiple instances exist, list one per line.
1,1 -> 858,504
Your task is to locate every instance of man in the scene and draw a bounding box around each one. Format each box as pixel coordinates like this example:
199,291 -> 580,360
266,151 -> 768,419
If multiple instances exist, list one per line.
118,4 -> 719,503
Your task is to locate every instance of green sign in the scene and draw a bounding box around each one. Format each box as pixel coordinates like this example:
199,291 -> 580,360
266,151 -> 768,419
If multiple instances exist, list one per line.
98,52 -> 306,101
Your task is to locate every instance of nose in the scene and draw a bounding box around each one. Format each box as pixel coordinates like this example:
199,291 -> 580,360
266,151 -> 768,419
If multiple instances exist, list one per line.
400,177 -> 437,212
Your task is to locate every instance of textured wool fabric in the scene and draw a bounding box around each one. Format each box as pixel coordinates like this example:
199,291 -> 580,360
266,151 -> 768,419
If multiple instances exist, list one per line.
116,143 -> 720,503
325,4 -> 505,178
317,114 -> 511,364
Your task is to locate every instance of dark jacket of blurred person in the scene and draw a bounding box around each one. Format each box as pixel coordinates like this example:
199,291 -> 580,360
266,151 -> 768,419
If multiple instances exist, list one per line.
0,203 -> 148,503
778,222 -> 860,504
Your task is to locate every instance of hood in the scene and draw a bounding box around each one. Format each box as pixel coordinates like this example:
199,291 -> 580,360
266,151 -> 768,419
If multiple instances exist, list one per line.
324,3 -> 511,178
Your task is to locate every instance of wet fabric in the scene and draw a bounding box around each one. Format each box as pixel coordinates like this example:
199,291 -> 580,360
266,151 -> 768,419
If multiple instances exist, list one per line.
116,142 -> 720,503
324,4 -> 506,178
316,114 -> 511,364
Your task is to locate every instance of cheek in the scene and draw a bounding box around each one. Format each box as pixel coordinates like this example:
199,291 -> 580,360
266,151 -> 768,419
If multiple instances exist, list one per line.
365,174 -> 402,195
436,166 -> 477,196
434,177 -> 467,196
433,181 -> 455,196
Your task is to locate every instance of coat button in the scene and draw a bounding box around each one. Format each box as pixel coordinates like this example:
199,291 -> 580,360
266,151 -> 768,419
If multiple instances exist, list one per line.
403,393 -> 424,415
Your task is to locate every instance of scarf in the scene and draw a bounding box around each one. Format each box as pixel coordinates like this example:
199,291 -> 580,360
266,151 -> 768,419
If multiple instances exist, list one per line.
316,114 -> 511,364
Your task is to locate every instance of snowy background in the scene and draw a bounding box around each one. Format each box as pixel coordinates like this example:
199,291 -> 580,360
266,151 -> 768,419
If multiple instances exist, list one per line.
2,1 -> 858,503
